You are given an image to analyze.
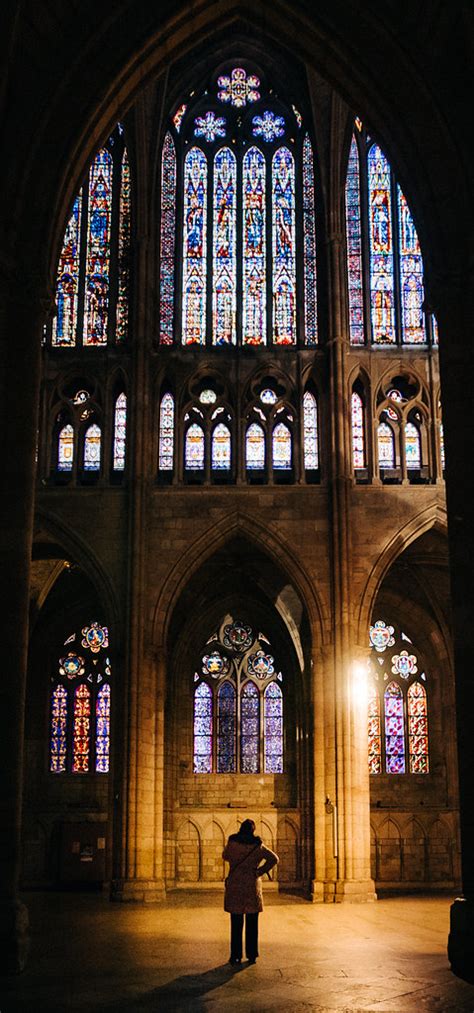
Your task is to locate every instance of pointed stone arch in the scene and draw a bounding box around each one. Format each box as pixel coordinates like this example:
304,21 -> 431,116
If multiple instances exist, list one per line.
175,819 -> 201,883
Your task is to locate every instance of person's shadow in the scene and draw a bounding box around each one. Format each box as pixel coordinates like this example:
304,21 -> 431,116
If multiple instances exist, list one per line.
104,961 -> 247,1011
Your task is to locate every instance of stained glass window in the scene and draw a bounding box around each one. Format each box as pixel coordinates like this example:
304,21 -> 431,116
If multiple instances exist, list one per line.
116,149 -> 131,342
52,194 -> 82,347
194,682 -> 212,773
368,682 -> 382,775
84,149 -> 113,346
272,422 -> 292,470
159,393 -> 175,471
218,68 -> 260,107
398,187 -> 425,344
217,682 -> 236,772
241,682 -> 260,773
384,681 -> 405,774
264,682 -> 283,773
96,683 -> 111,773
243,147 -> 266,345
58,424 -> 74,471
439,421 -> 445,471
194,112 -> 226,142
302,135 -> 318,346
182,147 -> 207,345
272,148 -> 296,345
246,422 -> 265,470
345,137 -> 364,344
303,391 -> 318,469
72,684 -> 91,773
351,392 -> 365,468
368,145 -> 395,344
432,315 -> 439,345
378,422 -> 395,469
211,423 -> 231,470
113,393 -> 127,471
252,111 -> 285,142
83,423 -> 101,471
408,682 -> 429,773
213,148 -> 236,345
50,685 -> 68,772
185,423 -> 205,470
160,133 -> 177,345
405,422 -> 421,469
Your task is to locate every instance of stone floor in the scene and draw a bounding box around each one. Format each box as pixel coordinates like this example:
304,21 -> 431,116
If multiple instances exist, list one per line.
2,891 -> 474,1012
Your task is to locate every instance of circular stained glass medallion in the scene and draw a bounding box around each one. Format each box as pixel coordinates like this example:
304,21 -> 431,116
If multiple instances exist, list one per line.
248,650 -> 275,679
391,650 -> 417,679
59,653 -> 85,679
202,651 -> 229,677
260,389 -> 277,405
223,620 -> 253,652
199,389 -> 217,404
81,622 -> 109,654
369,620 -> 395,653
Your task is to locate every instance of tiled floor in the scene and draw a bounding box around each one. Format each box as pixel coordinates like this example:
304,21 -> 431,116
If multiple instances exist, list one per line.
2,891 -> 474,1011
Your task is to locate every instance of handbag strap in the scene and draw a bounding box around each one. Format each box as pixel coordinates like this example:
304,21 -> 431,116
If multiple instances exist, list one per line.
226,843 -> 260,880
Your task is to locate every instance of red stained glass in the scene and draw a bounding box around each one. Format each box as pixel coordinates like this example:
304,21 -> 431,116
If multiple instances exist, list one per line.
368,145 -> 395,344
345,136 -> 364,344
408,682 -> 429,773
398,187 -> 425,344
50,685 -> 68,772
243,147 -> 266,345
96,683 -> 111,773
213,148 -> 236,345
73,684 -> 91,773
368,681 -> 382,775
351,392 -> 365,468
272,147 -> 296,345
116,150 -> 131,343
52,194 -> 82,346
160,133 -> 177,345
84,149 -> 113,346
182,147 -> 207,345
159,393 -> 174,471
384,682 -> 405,773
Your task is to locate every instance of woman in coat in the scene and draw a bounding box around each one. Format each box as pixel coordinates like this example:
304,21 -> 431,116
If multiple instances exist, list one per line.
223,819 -> 279,965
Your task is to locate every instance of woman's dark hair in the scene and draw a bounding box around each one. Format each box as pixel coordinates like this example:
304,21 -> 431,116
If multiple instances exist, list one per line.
230,818 -> 262,845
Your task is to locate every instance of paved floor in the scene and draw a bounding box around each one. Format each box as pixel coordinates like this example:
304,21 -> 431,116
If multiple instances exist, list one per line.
2,891 -> 474,1012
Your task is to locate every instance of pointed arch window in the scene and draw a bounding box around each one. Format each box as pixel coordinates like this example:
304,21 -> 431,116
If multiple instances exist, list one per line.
272,147 -> 296,345
272,422 -> 292,470
50,126 -> 130,347
83,423 -> 101,471
159,393 -> 175,472
377,422 -> 395,469
211,423 -> 231,470
58,424 -> 74,471
368,144 -> 395,344
182,148 -> 207,345
193,682 -> 213,773
213,147 -> 237,345
159,133 -> 177,345
384,682 -> 405,773
405,421 -> 421,470
368,682 -> 382,774
398,187 -> 424,344
351,391 -> 365,469
264,682 -> 283,773
243,146 -> 266,345
303,391 -> 319,470
50,685 -> 68,772
185,423 -> 205,470
407,682 -> 429,773
246,422 -> 265,470
302,134 -> 318,346
73,684 -> 92,772
241,682 -> 260,773
345,136 -> 364,345
217,682 -> 236,772
113,393 -> 127,471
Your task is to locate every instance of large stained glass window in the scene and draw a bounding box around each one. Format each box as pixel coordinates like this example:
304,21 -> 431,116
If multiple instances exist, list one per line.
50,621 -> 112,774
192,618 -> 284,774
58,424 -> 74,471
51,126 -> 130,348
185,423 -> 205,470
159,393 -> 175,471
407,682 -> 429,773
83,423 -> 101,471
272,422 -> 292,470
217,682 -> 236,772
405,421 -> 421,470
345,137 -> 364,345
246,423 -> 265,470
351,392 -> 365,468
160,133 -> 176,345
182,148 -> 207,345
302,135 -> 318,346
213,148 -> 237,345
243,147 -> 266,345
211,424 -> 231,470
398,188 -> 424,344
368,619 -> 429,776
368,145 -> 395,344
303,391 -> 319,469
378,422 -> 395,469
264,682 -> 283,773
272,147 -> 296,345
52,194 -> 82,347
193,682 -> 213,773
113,393 -> 127,471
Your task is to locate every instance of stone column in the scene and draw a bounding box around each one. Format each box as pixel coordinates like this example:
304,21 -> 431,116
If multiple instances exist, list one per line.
437,277 -> 474,979
0,276 -> 47,970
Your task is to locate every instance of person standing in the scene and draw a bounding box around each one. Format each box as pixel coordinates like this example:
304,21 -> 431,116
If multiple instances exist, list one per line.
223,819 -> 279,965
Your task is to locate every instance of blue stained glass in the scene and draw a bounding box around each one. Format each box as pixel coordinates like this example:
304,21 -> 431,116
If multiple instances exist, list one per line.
95,683 -> 110,773
217,682 -> 236,772
264,683 -> 283,773
246,422 -> 265,469
243,148 -> 266,345
384,682 -> 405,773
84,149 -> 113,346
303,391 -> 318,469
241,682 -> 260,773
182,148 -> 207,345
213,148 -> 236,345
398,187 -> 425,344
194,682 -> 212,773
378,422 -> 395,468
252,111 -> 285,142
185,423 -> 204,470
217,68 -> 260,107
211,423 -> 231,470
368,145 -> 395,343
194,111 -> 226,142
83,423 -> 101,471
345,136 -> 364,344
272,147 -> 296,345
160,133 -> 176,345
50,684 -> 68,772
302,135 -> 318,346
58,424 -> 74,471
272,422 -> 292,470
405,422 -> 421,469
53,194 -> 82,347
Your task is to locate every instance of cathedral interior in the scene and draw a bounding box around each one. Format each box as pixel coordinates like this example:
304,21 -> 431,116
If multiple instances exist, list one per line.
1,0 -> 474,1000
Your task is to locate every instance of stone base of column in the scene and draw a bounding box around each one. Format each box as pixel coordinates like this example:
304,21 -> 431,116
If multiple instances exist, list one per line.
111,878 -> 166,902
310,879 -> 339,902
0,898 -> 29,973
448,897 -> 474,982
334,879 -> 377,903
